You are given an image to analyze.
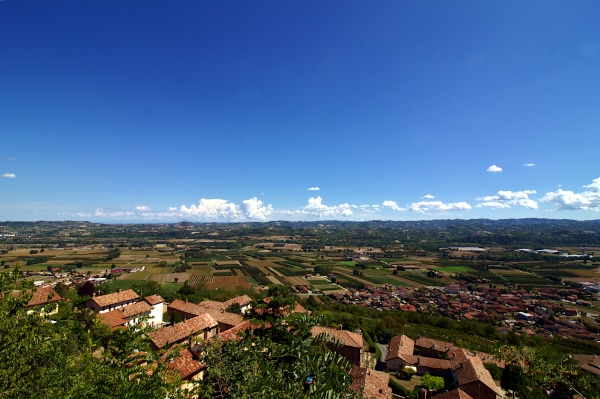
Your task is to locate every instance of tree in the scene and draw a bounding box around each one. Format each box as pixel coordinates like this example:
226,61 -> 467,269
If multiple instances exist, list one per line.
197,313 -> 353,399
0,266 -> 186,399
421,374 -> 444,395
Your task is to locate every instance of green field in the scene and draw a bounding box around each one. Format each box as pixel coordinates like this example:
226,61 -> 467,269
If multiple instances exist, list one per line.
434,266 -> 474,273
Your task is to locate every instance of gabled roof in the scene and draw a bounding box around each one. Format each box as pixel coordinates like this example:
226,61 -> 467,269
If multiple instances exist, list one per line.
121,301 -> 153,318
223,295 -> 252,308
454,356 -> 500,395
25,286 -> 62,308
350,366 -> 392,399
98,309 -> 129,329
197,307 -> 244,328
169,299 -> 205,316
218,321 -> 252,341
385,335 -> 414,361
149,313 -> 218,349
144,294 -> 165,306
160,345 -> 206,380
415,336 -> 455,353
417,356 -> 452,370
89,289 -> 139,308
311,326 -> 363,349
433,388 -> 475,399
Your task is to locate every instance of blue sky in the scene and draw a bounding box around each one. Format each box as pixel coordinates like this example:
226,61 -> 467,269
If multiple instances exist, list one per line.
1,1 -> 599,222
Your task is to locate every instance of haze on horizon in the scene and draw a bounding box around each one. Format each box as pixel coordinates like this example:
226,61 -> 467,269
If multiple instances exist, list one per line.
1,1 -> 599,223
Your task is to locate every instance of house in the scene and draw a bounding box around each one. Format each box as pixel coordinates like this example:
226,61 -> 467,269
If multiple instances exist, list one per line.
452,356 -> 500,399
144,294 -> 166,327
222,295 -> 252,314
385,335 -> 416,371
85,289 -> 139,313
433,388 -> 475,399
416,356 -> 453,378
311,326 -> 364,366
350,366 -> 392,399
161,344 -> 206,382
168,299 -> 244,333
149,314 -> 218,350
23,286 -> 62,316
415,336 -> 455,358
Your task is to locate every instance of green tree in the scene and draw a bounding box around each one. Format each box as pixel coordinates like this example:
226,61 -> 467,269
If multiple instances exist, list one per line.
198,313 -> 353,399
0,266 -> 186,399
421,374 -> 444,394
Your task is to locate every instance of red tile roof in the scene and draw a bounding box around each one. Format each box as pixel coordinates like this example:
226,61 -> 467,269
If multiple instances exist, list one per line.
98,309 -> 129,329
161,346 -> 206,380
385,335 -> 414,362
454,356 -> 500,395
144,294 -> 165,306
121,301 -> 153,318
89,289 -> 139,308
25,286 -> 62,307
350,366 -> 392,399
149,314 -> 218,349
311,326 -> 363,349
433,388 -> 475,399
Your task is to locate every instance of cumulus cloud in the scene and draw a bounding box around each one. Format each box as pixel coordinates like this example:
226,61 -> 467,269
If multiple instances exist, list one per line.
382,200 -> 404,211
169,207 -> 177,211
307,187 -> 320,191
242,197 -> 273,220
476,190 -> 538,210
409,200 -> 472,213
423,194 -> 435,199
523,163 -> 536,167
541,177 -> 600,211
298,196 -> 353,218
2,173 -> 16,178
180,199 -> 243,221
487,165 -> 502,172
135,205 -> 150,211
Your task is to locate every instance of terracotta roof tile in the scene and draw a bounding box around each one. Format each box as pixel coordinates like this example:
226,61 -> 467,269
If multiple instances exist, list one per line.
98,309 -> 129,329
90,289 -> 139,308
415,337 -> 456,352
311,326 -> 363,349
350,366 -> 392,399
26,286 -> 62,307
160,345 -> 206,380
121,301 -> 153,318
149,314 -> 217,349
385,335 -> 414,361
454,356 -> 500,395
144,294 -> 165,306
433,388 -> 475,399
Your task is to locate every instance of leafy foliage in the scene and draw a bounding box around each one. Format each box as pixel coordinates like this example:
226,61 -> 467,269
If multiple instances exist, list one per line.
197,313 -> 354,399
0,267 -> 185,399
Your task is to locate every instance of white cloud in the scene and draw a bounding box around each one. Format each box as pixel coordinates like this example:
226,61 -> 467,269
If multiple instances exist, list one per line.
298,196 -> 353,218
242,197 -> 273,220
168,207 -> 177,211
409,200 -> 472,213
523,163 -> 536,167
135,205 -> 150,211
541,177 -> 600,211
476,190 -> 538,210
94,208 -> 136,219
423,194 -> 435,199
2,173 -> 16,178
487,165 -> 502,172
180,199 -> 243,221
382,200 -> 404,212
307,187 -> 320,191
